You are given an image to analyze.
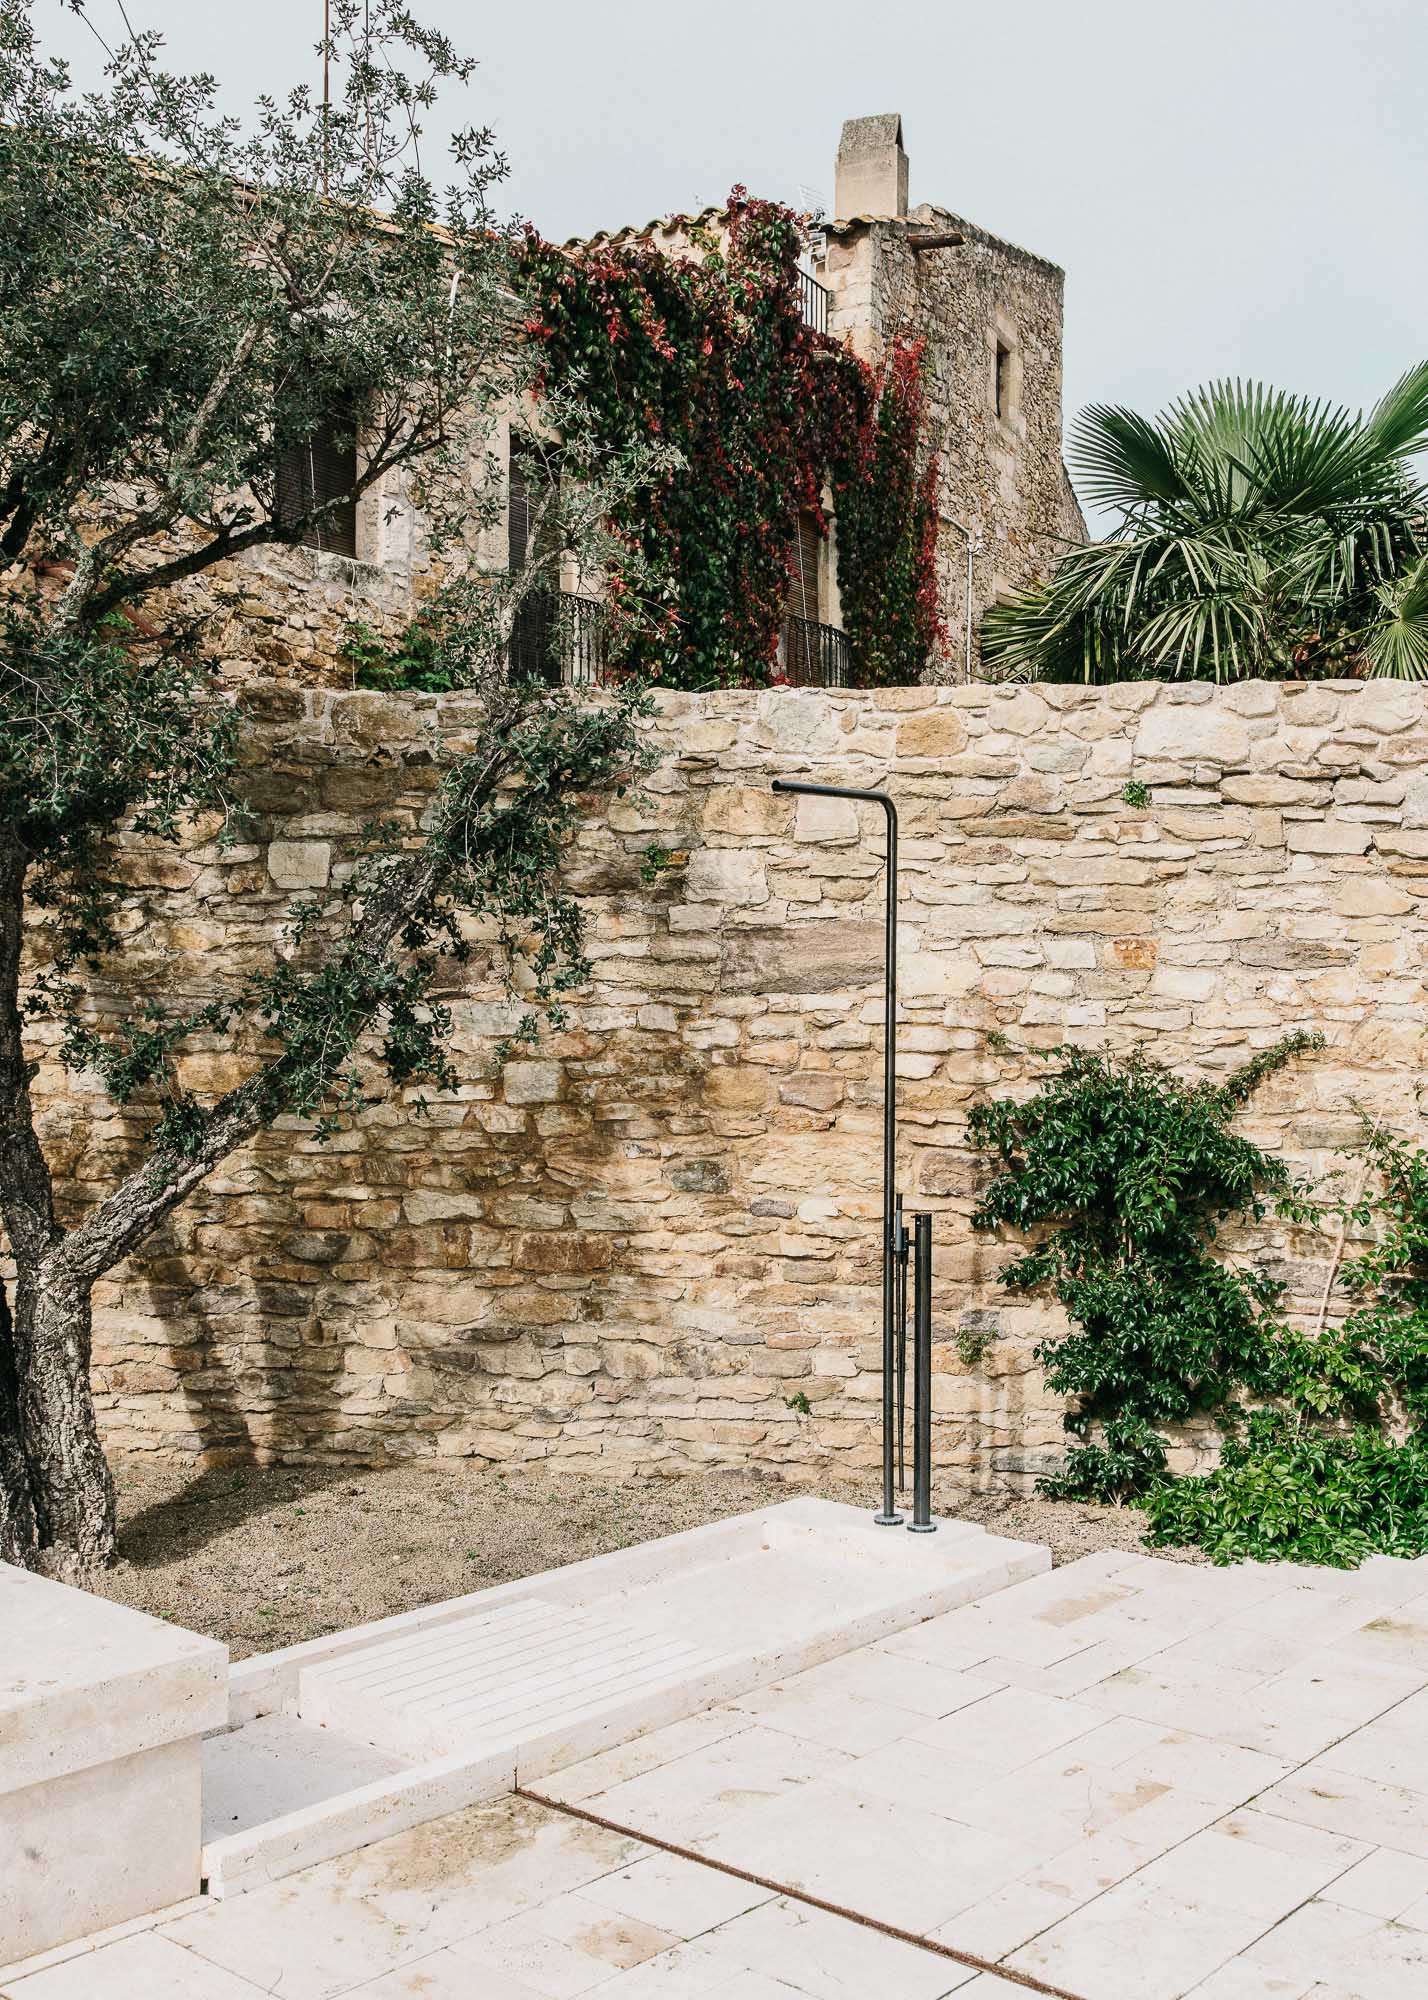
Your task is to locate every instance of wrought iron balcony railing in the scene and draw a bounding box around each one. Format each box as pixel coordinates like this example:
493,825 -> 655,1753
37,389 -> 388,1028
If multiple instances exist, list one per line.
797,269 -> 831,337
782,615 -> 851,688
508,589 -> 607,687
508,595 -> 849,690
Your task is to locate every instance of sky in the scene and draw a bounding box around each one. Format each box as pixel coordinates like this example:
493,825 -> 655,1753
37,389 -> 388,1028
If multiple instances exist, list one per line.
42,0 -> 1428,530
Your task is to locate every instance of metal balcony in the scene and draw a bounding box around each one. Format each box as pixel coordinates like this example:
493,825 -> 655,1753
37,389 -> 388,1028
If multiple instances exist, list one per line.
797,269 -> 831,337
508,590 -> 607,687
782,615 -> 851,687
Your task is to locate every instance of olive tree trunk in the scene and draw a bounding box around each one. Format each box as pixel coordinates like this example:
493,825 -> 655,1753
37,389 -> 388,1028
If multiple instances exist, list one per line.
0,840 -> 116,1568
3,1255 -> 115,1568
0,1281 -> 39,1568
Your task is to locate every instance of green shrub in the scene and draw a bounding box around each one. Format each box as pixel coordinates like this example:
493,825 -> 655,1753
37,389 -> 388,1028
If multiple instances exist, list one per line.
1142,1414 -> 1428,1567
342,617 -> 457,693
971,1042 -> 1428,1566
969,1036 -> 1320,1502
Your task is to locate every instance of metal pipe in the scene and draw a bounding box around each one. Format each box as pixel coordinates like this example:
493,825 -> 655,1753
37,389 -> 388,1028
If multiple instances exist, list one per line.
896,1184 -> 908,1488
909,1211 -> 936,1532
772,777 -> 901,1525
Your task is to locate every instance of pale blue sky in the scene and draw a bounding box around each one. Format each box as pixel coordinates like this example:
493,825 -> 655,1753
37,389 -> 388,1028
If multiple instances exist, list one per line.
45,0 -> 1428,528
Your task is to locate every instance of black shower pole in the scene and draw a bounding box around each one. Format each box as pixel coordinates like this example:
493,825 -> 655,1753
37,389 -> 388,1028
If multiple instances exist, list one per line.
771,777 -> 902,1526
908,1210 -> 936,1533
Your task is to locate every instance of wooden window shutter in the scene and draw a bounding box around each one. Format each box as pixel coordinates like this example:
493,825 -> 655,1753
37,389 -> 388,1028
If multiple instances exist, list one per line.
786,510 -> 821,622
507,447 -> 534,573
508,441 -> 563,580
276,395 -> 358,558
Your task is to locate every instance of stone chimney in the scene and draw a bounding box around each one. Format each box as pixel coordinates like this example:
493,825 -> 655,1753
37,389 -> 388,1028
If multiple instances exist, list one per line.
835,114 -> 908,220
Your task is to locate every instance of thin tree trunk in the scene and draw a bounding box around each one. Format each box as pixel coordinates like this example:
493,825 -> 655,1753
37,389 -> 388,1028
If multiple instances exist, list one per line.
0,1278 -> 38,1568
0,841 -> 114,1566
0,840 -> 53,1569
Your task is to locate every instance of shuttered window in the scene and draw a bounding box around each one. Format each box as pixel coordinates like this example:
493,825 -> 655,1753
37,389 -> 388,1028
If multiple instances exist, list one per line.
275,397 -> 358,558
508,442 -> 561,576
786,510 -> 822,622
507,448 -> 534,573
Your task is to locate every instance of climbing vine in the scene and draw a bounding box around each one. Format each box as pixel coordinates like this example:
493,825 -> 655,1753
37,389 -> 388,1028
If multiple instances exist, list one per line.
1142,1126 -> 1428,1565
970,1037 -> 1322,1503
970,1037 -> 1428,1567
519,191 -> 944,689
831,339 -> 948,685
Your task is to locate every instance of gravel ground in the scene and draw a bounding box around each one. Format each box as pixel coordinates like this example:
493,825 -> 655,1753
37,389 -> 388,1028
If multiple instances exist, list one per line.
93,1454 -> 1201,1660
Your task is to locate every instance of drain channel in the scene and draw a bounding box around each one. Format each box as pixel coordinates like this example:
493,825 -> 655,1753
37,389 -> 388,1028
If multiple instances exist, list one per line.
516,1784 -> 1089,2000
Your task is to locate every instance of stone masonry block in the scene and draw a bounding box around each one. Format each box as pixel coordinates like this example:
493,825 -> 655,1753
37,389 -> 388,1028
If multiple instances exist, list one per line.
267,838 -> 331,889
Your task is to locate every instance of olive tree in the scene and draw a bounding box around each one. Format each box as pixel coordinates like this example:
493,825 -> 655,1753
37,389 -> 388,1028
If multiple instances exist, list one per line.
0,1 -> 665,1571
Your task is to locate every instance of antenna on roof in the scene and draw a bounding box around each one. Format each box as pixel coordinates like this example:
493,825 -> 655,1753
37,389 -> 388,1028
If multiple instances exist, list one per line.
797,183 -> 827,223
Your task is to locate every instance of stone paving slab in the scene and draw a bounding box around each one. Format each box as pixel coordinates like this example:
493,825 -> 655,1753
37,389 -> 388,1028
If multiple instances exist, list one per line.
202,1499 -> 1048,1894
536,1547 -> 1428,2000
0,1794 -> 980,1998
10,1546 -> 1428,1998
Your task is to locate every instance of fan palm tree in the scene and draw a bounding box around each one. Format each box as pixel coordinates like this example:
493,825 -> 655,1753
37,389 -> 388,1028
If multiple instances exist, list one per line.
983,367 -> 1428,682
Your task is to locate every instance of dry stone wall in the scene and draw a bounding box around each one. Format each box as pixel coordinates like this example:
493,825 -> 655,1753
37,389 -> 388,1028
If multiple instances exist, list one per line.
49,678 -> 1428,1487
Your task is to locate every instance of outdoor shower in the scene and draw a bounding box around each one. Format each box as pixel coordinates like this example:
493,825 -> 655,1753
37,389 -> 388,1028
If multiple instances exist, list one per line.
771,777 -> 935,1533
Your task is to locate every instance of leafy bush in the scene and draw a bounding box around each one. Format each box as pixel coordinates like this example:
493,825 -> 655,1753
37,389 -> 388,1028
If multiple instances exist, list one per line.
969,1035 -> 1320,1501
1142,1414 -> 1428,1567
342,618 -> 458,693
972,1042 -> 1428,1566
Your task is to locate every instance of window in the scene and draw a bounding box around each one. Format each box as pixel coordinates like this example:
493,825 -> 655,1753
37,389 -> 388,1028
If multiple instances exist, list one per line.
508,441 -> 561,576
786,509 -> 822,624
275,395 -> 358,558
508,441 -> 563,684
994,340 -> 1012,422
507,446 -> 536,574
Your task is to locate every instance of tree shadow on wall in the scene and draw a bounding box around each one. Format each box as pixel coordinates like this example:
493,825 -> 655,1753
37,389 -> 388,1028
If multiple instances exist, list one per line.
118,1219 -> 358,1566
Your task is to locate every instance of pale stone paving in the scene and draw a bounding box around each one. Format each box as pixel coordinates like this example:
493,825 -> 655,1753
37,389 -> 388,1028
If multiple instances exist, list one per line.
9,1548 -> 1428,1999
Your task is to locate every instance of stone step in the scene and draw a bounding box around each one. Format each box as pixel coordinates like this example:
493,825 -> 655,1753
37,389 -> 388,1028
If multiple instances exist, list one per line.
201,1501 -> 1052,1898
298,1597 -> 719,1764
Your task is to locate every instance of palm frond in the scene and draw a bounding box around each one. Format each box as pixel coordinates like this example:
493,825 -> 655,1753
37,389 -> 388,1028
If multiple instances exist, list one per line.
981,531 -> 1265,684
1364,360 -> 1428,463
1133,586 -> 1268,683
1166,379 -> 1376,519
1363,554 -> 1428,679
1069,404 -> 1191,519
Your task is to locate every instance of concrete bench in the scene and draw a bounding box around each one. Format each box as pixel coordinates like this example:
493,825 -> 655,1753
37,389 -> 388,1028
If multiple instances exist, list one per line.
0,1561 -> 227,1965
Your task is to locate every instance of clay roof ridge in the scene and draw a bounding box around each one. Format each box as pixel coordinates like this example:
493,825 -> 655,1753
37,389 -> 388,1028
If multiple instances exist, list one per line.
560,204 -> 731,253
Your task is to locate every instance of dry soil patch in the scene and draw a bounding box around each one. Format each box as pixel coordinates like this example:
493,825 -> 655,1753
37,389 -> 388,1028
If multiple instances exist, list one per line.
94,1455 -> 1201,1658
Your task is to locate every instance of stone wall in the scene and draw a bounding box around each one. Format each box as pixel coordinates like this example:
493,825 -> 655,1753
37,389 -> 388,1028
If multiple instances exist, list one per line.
45,678 -> 1427,1486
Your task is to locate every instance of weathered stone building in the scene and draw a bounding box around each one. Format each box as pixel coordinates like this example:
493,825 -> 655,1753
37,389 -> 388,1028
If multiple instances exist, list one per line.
816,114 -> 1085,676
189,113 -> 1082,693
532,114 -> 1085,685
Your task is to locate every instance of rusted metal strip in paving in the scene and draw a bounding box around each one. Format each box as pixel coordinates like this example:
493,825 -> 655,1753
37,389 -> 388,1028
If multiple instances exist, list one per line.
516,1784 -> 1089,2000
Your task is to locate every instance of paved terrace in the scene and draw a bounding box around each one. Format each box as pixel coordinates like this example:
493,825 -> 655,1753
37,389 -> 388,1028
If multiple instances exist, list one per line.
7,1547 -> 1428,2000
